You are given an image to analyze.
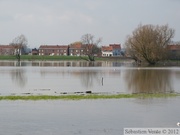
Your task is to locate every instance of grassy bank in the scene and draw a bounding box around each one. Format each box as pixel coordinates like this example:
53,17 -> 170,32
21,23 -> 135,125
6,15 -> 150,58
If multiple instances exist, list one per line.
0,55 -> 88,61
0,93 -> 179,100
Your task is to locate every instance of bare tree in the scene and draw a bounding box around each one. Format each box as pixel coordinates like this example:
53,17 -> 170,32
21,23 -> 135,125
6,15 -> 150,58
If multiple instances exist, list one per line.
125,24 -> 175,64
81,33 -> 102,61
10,34 -> 28,62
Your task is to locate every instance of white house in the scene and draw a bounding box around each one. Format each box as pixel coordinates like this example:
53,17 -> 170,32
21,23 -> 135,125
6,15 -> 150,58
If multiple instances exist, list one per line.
101,46 -> 113,57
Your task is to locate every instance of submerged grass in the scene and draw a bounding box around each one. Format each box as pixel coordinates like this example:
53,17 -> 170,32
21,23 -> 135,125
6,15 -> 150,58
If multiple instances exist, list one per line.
0,93 -> 179,101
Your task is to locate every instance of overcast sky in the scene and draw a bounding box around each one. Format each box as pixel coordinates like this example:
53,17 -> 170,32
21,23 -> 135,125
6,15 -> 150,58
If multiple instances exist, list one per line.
0,0 -> 179,48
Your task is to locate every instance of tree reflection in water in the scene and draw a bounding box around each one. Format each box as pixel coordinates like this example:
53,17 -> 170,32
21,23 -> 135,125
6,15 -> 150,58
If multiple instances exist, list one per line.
11,68 -> 27,88
79,70 -> 100,89
125,69 -> 173,93
69,69 -> 101,89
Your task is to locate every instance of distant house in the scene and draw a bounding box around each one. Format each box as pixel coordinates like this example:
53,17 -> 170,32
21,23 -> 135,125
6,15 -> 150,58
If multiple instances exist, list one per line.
39,45 -> 69,56
0,45 -> 14,55
109,44 -> 121,56
101,44 -> 121,57
31,48 -> 39,55
167,43 -> 180,60
69,42 -> 85,56
167,44 -> 180,51
101,46 -> 113,57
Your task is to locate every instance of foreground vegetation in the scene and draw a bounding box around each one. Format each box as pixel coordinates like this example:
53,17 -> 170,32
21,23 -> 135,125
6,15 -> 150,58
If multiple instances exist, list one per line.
0,93 -> 179,100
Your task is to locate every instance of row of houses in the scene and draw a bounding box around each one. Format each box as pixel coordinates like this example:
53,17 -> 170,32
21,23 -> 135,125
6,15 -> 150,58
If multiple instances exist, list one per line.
0,43 -> 122,57
32,43 -> 122,57
2,43 -> 180,58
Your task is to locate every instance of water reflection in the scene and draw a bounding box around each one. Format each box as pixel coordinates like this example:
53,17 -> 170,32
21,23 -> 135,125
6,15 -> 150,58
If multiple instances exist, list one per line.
173,70 -> 180,79
11,68 -> 27,87
0,61 -> 16,66
38,69 -> 101,89
0,60 -> 132,67
32,61 -> 118,67
125,69 -> 173,93
1,61 -> 180,95
78,70 -> 100,88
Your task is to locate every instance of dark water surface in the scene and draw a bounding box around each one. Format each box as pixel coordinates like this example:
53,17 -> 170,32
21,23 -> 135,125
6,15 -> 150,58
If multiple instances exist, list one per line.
0,61 -> 180,95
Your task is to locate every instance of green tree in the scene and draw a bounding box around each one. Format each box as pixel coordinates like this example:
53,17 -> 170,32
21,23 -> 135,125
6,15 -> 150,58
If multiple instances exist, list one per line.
125,24 -> 175,64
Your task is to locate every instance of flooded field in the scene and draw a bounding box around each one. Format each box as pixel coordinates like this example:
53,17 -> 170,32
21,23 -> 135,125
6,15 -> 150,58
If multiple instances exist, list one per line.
0,98 -> 180,135
0,61 -> 180,95
0,60 -> 180,135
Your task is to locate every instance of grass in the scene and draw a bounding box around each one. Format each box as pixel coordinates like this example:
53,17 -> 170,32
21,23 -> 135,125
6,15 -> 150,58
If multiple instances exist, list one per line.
0,55 -> 89,61
0,55 -> 16,60
0,93 -> 179,101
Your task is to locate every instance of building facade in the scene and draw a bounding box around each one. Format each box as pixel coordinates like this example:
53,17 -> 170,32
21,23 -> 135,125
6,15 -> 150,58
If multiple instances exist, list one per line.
31,48 -> 39,55
167,44 -> 180,60
101,44 -> 121,57
69,43 -> 86,56
38,43 -> 91,56
0,45 -> 14,55
39,45 -> 69,56
109,44 -> 121,56
101,46 -> 113,57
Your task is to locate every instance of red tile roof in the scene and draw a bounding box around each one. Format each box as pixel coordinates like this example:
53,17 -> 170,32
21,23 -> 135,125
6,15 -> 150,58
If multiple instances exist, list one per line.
167,45 -> 180,50
101,46 -> 113,51
0,45 -> 14,49
39,45 -> 68,49
70,43 -> 82,49
109,44 -> 121,49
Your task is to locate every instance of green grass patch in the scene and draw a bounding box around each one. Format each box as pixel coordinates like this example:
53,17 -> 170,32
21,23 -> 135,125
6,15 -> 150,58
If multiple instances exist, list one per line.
0,93 -> 179,101
0,55 -> 16,60
0,55 -> 90,61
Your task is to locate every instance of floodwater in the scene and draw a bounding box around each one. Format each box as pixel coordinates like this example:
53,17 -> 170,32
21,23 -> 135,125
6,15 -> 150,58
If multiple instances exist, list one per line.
0,98 -> 180,135
0,60 -> 180,95
0,60 -> 180,135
